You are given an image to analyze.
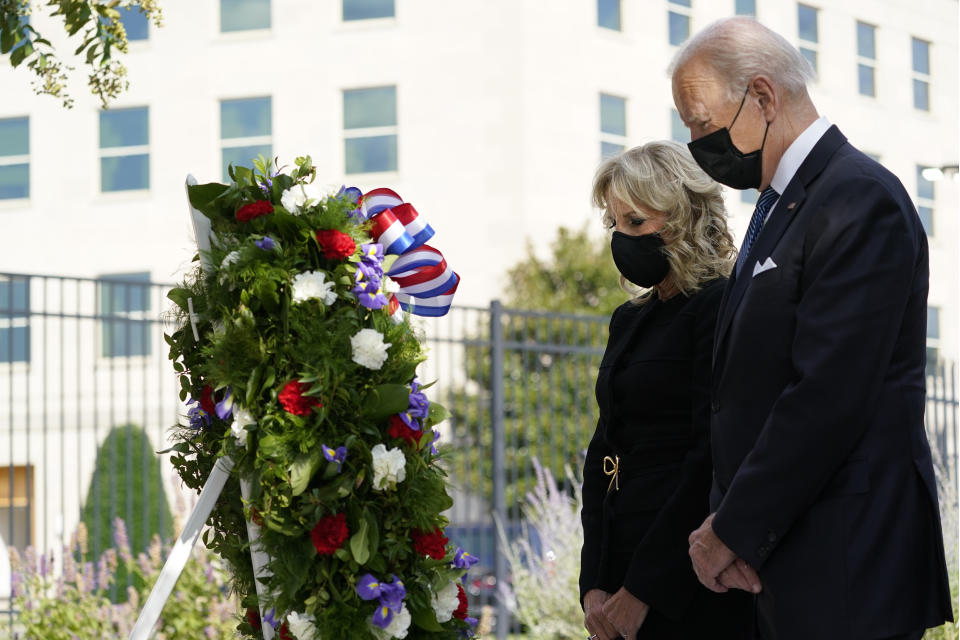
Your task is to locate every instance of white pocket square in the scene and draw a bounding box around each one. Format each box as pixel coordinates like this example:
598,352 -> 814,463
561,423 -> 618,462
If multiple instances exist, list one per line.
752,257 -> 778,277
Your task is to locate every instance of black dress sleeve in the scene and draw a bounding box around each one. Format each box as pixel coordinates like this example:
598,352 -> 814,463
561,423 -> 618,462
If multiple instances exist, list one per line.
619,280 -> 725,619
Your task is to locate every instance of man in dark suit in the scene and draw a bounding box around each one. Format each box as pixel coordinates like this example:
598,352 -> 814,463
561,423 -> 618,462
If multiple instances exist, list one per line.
669,17 -> 954,640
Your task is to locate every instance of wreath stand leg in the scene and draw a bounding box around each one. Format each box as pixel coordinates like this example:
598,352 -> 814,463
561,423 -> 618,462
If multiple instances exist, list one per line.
127,176 -> 276,639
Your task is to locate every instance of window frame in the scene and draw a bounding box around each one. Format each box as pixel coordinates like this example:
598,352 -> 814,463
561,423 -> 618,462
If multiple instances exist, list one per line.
0,116 -> 29,201
97,272 -> 153,359
597,0 -> 621,31
734,0 -> 756,16
220,96 -> 273,181
856,21 -> 877,98
98,106 -> 150,193
599,92 -> 627,159
797,3 -> 820,76
0,464 -> 34,551
0,275 -> 30,365
911,37 -> 931,112
341,0 -> 395,22
926,305 -> 940,373
342,85 -> 399,175
219,0 -> 272,33
668,0 -> 692,47
915,164 -> 935,237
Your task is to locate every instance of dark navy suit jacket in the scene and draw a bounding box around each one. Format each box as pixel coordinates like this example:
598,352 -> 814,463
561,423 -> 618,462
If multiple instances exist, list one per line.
710,125 -> 953,639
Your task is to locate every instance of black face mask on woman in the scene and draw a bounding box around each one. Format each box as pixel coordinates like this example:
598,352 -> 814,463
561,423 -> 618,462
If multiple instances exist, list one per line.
610,231 -> 670,288
687,87 -> 770,190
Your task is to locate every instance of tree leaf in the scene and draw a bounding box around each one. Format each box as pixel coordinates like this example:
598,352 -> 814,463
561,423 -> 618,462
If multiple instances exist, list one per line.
349,517 -> 370,565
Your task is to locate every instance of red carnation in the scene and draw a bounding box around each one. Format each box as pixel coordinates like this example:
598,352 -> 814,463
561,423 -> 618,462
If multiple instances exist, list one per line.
388,414 -> 426,448
311,512 -> 348,555
236,200 -> 274,222
278,380 -> 322,416
453,583 -> 469,620
199,385 -> 216,416
278,622 -> 293,640
315,229 -> 356,260
245,607 -> 261,630
412,527 -> 449,560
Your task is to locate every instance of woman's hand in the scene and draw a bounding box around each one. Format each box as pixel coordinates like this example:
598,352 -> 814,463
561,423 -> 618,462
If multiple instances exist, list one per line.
583,589 -> 620,640
600,587 -> 649,639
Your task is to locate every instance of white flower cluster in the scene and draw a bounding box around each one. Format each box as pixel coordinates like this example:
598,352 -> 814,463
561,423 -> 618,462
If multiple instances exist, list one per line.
280,185 -> 308,214
371,444 -> 406,491
430,580 -> 460,623
292,271 -> 337,306
230,407 -> 257,448
350,328 -> 391,370
219,250 -> 241,285
286,611 -> 319,640
371,604 -> 411,639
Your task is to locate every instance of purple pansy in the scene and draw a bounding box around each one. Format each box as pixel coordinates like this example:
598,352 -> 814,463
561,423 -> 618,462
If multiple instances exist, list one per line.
356,573 -> 383,601
215,387 -> 234,420
452,547 -> 479,570
322,444 -> 347,472
255,236 -> 276,251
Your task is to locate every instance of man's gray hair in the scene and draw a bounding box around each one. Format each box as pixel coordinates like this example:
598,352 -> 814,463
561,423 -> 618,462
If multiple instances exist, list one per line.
669,17 -> 816,103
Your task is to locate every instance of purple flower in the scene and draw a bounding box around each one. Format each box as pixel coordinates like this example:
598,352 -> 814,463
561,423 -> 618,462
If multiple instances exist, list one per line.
338,185 -> 362,204
215,387 -> 234,421
255,236 -> 277,251
186,396 -> 212,430
114,519 -> 132,563
356,573 -> 383,601
372,603 -> 395,629
379,575 -> 406,612
452,547 -> 479,570
399,379 -> 430,430
322,444 -> 347,472
353,263 -> 382,295
430,429 -> 440,455
263,608 -> 278,629
359,243 -> 384,269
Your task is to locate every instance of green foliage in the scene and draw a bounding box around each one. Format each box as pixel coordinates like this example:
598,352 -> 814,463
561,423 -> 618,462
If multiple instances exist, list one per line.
0,0 -> 163,108
446,225 -> 621,513
80,423 -> 174,600
166,156 -> 477,637
9,519 -> 236,639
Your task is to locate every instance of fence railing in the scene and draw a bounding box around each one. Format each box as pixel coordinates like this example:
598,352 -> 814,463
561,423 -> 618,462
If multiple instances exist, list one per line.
1,272 -> 957,638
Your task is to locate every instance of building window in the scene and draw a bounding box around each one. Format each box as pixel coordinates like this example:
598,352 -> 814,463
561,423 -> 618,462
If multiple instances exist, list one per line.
797,4 -> 819,74
342,0 -> 394,21
106,4 -> 148,41
0,117 -> 29,200
0,465 -> 33,551
916,165 -> 935,236
668,0 -> 691,46
221,97 -> 272,180
735,0 -> 756,16
0,276 -> 29,364
99,273 -> 152,358
912,37 -> 930,111
99,107 -> 149,192
670,109 -> 689,143
343,86 -> 398,174
600,93 -> 627,158
927,305 -> 940,373
220,0 -> 271,32
856,22 -> 876,97
598,0 -> 621,30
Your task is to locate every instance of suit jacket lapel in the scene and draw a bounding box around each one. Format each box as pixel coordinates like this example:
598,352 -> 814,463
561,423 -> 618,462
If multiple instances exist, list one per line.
713,125 -> 848,375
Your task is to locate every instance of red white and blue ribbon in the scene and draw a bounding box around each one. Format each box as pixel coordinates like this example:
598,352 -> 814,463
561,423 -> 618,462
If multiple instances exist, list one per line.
361,188 -> 458,317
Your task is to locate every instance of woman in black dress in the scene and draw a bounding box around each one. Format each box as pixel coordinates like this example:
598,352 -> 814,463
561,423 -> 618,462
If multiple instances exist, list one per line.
581,141 -> 753,639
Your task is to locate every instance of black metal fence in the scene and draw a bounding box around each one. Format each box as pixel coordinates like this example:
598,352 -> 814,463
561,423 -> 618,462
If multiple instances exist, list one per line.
1,272 -> 957,638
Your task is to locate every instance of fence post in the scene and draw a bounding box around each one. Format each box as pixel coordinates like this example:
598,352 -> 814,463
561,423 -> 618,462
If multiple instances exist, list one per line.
489,299 -> 508,639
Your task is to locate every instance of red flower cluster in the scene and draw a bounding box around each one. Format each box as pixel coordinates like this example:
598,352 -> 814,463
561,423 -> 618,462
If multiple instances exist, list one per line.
311,512 -> 348,555
412,526 -> 449,560
245,607 -> 261,630
199,385 -> 216,415
236,200 -> 274,222
278,622 -> 293,640
388,415 -> 426,448
278,380 -> 322,416
453,583 -> 469,620
315,229 -> 356,260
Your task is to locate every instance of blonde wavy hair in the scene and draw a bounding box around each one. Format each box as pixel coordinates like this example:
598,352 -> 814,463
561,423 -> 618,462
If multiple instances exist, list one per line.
592,140 -> 737,299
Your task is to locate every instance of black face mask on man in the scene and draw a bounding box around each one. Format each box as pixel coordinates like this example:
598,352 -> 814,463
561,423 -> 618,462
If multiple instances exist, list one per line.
610,231 -> 670,288
687,87 -> 770,190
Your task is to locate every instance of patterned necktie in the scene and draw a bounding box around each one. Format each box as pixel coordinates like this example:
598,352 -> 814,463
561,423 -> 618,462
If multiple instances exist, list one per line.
735,186 -> 779,277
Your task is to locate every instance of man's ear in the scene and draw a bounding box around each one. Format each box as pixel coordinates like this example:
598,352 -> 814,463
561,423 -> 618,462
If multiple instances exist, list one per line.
749,75 -> 778,121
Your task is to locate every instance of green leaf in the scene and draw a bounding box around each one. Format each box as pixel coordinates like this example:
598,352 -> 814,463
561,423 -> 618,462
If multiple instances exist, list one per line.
410,602 -> 443,632
361,384 -> 410,421
166,287 -> 193,312
245,364 -> 264,405
424,402 -> 450,428
10,41 -> 32,66
289,450 -> 324,496
349,517 -> 370,565
187,182 -> 229,216
364,510 -> 379,559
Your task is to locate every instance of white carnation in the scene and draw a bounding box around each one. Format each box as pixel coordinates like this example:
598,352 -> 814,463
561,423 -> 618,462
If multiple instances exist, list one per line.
219,250 -> 241,284
350,328 -> 391,370
430,580 -> 460,623
371,444 -> 407,490
292,271 -> 337,306
383,276 -> 400,294
372,604 -> 411,639
230,407 -> 257,447
281,185 -> 308,214
286,611 -> 318,640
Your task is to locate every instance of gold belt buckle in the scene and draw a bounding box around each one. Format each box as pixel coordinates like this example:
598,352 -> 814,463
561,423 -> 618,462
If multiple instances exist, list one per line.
603,455 -> 620,492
